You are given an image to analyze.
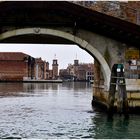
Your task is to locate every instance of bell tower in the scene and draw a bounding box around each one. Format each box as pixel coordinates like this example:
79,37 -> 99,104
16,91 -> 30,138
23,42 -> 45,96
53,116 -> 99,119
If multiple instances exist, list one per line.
52,55 -> 58,79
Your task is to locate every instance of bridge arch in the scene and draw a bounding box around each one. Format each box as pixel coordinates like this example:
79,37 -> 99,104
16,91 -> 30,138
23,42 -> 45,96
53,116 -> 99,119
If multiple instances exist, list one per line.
0,28 -> 111,90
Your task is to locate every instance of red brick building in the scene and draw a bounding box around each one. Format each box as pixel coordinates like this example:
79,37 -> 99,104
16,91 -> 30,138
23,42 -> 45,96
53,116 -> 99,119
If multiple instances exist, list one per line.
0,52 -> 59,81
0,52 -> 35,81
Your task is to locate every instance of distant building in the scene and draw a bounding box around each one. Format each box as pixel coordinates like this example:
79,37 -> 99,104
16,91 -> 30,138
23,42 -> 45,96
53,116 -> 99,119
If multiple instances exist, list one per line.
74,62 -> 94,81
46,62 -> 50,79
48,70 -> 53,79
0,52 -> 60,81
59,59 -> 94,81
0,52 -> 35,81
59,68 -> 75,81
52,59 -> 59,79
35,58 -> 48,80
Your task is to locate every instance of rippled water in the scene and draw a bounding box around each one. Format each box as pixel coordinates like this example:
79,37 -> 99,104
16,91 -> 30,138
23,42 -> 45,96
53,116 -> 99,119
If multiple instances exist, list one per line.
0,82 -> 139,139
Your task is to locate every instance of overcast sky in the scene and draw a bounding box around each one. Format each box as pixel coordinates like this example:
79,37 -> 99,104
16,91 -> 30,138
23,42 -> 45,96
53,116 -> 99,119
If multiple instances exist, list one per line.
0,44 -> 94,69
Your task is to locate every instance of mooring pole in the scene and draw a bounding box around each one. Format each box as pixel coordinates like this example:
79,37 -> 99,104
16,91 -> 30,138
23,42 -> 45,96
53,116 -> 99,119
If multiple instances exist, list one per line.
108,64 -> 129,118
116,64 -> 129,118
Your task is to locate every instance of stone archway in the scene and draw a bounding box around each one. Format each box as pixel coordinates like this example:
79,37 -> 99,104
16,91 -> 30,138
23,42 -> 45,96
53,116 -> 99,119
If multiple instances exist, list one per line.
0,28 -> 111,90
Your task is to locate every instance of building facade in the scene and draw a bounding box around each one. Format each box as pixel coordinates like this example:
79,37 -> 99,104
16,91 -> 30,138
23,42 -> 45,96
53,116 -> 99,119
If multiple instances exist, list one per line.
35,57 -> 47,80
0,52 -> 53,81
59,59 -> 94,81
0,52 -> 35,81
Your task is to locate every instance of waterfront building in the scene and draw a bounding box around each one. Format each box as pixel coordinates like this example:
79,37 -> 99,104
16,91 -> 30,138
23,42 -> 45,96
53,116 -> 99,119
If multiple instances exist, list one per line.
59,69 -> 75,81
59,60 -> 94,81
0,52 -> 52,81
48,70 -> 53,80
74,62 -> 94,81
46,62 -> 50,79
35,58 -> 48,80
0,52 -> 35,81
0,52 -> 62,81
52,59 -> 59,79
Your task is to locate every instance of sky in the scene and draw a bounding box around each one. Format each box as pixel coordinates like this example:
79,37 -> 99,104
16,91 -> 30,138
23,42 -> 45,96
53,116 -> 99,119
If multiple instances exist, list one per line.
0,44 -> 94,69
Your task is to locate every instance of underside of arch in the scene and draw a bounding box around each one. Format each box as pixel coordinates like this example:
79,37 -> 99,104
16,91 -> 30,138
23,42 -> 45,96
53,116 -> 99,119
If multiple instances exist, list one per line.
0,28 -> 111,90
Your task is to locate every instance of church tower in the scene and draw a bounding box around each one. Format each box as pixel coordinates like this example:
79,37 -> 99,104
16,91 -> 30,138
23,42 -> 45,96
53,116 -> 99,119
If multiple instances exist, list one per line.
74,59 -> 79,66
52,58 -> 58,79
74,53 -> 79,80
74,53 -> 79,66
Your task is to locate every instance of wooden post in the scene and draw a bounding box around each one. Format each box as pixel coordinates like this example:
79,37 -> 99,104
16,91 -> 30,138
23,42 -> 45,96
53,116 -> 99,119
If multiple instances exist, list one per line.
116,64 -> 129,118
108,64 -> 129,118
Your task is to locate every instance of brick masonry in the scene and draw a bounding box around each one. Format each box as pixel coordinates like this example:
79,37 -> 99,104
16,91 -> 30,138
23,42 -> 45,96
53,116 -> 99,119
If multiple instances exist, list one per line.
0,52 -> 32,81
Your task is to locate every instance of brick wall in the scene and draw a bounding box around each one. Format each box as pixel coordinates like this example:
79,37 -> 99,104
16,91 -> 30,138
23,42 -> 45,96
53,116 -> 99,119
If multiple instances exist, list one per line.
0,52 -> 35,81
0,60 -> 28,81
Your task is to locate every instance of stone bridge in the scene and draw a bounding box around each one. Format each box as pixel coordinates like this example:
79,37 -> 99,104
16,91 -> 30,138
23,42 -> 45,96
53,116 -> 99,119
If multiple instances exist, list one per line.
0,1 -> 140,114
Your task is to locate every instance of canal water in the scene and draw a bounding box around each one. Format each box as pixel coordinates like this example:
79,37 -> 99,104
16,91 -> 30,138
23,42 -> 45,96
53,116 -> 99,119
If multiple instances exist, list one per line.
0,82 -> 139,139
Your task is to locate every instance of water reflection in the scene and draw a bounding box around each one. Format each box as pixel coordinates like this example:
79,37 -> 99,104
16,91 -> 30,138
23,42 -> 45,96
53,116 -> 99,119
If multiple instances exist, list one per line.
0,82 -> 139,139
0,82 -> 93,139
0,83 -> 24,97
0,82 -> 91,97
61,82 -> 91,91
89,112 -> 140,139
0,82 -> 62,97
23,83 -> 60,92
